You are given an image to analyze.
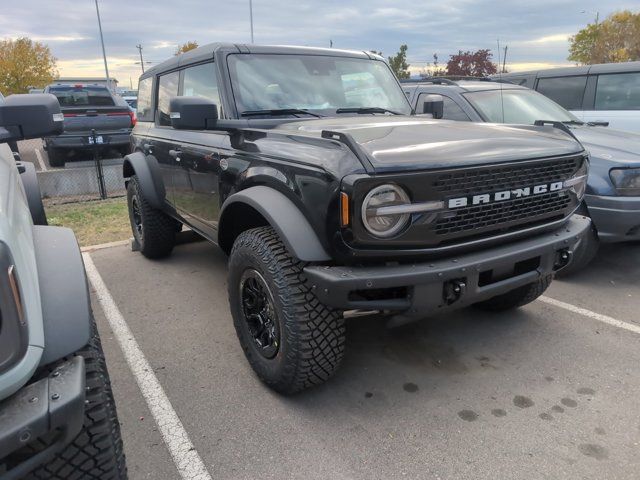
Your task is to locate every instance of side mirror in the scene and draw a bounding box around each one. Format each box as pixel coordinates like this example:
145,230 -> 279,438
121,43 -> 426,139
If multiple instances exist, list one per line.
422,94 -> 444,119
0,94 -> 63,143
169,96 -> 218,130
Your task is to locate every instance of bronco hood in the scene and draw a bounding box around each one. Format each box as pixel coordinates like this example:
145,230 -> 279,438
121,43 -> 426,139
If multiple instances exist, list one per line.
276,116 -> 584,173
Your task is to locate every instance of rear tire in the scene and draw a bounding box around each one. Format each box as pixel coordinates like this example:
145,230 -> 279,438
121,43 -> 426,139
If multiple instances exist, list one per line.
555,226 -> 599,278
126,175 -> 176,259
228,226 -> 346,394
47,147 -> 65,168
474,274 -> 552,311
6,316 -> 127,479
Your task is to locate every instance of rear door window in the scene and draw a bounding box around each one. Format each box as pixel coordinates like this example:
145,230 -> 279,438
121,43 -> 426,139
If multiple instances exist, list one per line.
536,76 -> 587,110
49,85 -> 114,107
136,77 -> 153,121
595,72 -> 640,110
157,71 -> 180,126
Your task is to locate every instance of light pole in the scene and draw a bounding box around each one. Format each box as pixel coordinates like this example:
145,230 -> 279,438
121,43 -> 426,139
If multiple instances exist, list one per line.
94,0 -> 111,89
249,0 -> 254,43
136,44 -> 145,73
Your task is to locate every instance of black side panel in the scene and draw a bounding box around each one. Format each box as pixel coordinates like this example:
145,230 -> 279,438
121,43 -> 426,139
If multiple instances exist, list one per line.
122,151 -> 166,209
17,162 -> 47,225
33,226 -> 91,366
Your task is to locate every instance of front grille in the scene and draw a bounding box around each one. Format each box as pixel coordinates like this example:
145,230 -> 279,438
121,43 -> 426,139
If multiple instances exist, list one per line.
435,191 -> 572,235
433,157 -> 581,196
429,155 -> 584,243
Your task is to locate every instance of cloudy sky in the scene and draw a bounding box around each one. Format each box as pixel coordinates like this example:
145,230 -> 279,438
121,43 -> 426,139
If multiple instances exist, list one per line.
1,0 -> 636,87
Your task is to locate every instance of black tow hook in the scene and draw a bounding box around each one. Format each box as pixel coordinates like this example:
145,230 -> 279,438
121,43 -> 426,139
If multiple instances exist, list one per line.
443,279 -> 467,305
554,249 -> 572,271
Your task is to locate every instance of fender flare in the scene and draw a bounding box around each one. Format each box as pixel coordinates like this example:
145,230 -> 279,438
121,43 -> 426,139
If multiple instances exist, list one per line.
18,161 -> 47,225
220,186 -> 331,262
122,151 -> 165,209
33,226 -> 91,366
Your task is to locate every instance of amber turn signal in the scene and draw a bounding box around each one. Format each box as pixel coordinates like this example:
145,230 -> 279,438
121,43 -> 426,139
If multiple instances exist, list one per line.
340,192 -> 350,227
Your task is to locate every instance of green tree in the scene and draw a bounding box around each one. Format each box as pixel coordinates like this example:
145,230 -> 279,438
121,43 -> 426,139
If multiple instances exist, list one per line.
175,41 -> 199,56
569,10 -> 640,64
0,37 -> 57,95
387,45 -> 410,79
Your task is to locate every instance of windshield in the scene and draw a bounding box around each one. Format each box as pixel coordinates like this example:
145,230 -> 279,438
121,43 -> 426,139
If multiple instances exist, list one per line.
49,85 -> 114,107
227,54 -> 412,116
463,88 -> 581,124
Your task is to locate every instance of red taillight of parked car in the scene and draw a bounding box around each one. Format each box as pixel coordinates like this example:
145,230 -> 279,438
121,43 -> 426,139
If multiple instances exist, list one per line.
128,110 -> 137,127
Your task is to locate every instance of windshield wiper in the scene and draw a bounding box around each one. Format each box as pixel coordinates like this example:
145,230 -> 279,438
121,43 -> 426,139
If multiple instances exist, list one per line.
240,108 -> 324,118
335,107 -> 402,115
561,120 -> 585,126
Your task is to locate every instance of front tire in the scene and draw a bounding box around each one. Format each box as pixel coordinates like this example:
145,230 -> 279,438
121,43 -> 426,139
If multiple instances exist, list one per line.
127,176 -> 176,259
228,226 -> 346,394
6,316 -> 127,479
474,275 -> 552,311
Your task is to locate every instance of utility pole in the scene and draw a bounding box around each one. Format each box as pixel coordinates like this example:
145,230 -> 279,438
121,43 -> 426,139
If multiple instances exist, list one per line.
502,45 -> 508,73
136,44 -> 145,73
330,39 -> 333,48
249,0 -> 254,43
94,0 -> 111,90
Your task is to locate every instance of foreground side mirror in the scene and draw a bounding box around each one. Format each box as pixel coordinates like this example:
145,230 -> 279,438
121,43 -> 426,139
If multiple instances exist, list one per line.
422,95 -> 444,119
169,96 -> 218,130
0,94 -> 63,143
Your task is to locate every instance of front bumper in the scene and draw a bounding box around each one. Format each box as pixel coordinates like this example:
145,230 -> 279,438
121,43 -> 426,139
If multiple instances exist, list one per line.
585,194 -> 640,242
0,357 -> 85,479
44,131 -> 130,150
305,214 -> 591,315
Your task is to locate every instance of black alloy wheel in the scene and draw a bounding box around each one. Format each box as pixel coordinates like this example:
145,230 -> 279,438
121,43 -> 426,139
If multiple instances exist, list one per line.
239,268 -> 280,359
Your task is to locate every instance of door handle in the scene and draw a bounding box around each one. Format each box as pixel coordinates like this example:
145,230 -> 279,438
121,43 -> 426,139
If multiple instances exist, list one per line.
143,143 -> 154,154
169,149 -> 182,161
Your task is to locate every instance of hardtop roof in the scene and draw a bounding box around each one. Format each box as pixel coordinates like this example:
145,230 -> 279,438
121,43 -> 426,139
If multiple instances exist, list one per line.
141,43 -> 378,80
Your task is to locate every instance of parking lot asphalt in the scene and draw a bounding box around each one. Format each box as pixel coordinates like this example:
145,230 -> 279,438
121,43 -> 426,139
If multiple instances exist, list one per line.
86,239 -> 640,480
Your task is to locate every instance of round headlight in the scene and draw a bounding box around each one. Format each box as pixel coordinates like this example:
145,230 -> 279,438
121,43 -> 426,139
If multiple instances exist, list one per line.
361,184 -> 411,238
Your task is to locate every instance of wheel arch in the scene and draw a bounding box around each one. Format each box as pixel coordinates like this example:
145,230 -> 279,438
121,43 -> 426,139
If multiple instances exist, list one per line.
122,151 -> 165,209
218,186 -> 331,262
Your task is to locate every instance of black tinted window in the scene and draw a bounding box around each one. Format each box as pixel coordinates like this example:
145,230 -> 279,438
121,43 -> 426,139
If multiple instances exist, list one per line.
157,71 -> 179,126
595,73 -> 640,110
137,77 -> 152,121
536,76 -> 587,110
49,85 -> 114,107
182,63 -> 220,114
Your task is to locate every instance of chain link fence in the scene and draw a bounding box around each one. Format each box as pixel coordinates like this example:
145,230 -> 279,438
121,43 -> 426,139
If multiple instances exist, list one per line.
17,134 -> 127,206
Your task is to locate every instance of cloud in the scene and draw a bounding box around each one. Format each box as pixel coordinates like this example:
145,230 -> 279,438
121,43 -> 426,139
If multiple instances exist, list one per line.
1,0 -> 628,86
523,33 -> 571,44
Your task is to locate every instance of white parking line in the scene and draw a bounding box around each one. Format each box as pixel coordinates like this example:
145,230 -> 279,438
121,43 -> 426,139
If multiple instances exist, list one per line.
82,253 -> 213,480
539,295 -> 640,335
34,148 -> 47,172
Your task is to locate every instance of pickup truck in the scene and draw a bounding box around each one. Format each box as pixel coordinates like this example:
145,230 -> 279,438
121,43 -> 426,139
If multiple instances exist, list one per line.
42,83 -> 135,167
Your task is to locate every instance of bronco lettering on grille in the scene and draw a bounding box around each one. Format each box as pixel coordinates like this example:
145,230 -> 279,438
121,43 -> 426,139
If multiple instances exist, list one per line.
447,181 -> 564,209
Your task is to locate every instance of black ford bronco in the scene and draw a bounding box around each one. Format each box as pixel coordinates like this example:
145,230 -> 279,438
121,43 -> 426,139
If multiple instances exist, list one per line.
125,44 -> 591,394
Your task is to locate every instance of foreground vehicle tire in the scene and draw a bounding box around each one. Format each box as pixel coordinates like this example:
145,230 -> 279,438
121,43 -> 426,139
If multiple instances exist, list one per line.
127,175 -> 176,259
474,275 -> 552,311
228,226 -> 346,394
555,226 -> 599,278
47,147 -> 65,168
7,317 -> 127,479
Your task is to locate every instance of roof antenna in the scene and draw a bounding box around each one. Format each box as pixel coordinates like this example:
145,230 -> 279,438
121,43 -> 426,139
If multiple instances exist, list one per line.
497,38 -> 505,123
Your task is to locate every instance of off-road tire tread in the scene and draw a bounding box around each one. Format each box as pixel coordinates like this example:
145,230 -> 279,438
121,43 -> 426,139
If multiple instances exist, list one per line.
10,315 -> 127,479
127,175 -> 175,259
229,226 -> 345,394
475,274 -> 553,311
